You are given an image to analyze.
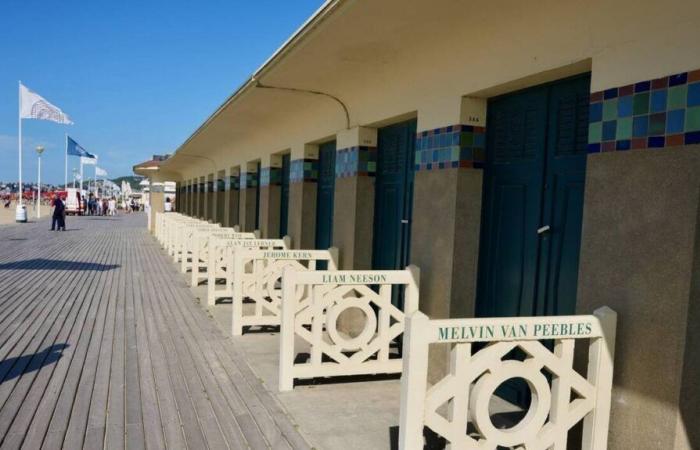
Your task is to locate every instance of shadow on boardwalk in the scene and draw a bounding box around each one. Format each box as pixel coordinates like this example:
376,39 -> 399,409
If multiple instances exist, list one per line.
0,259 -> 119,271
0,344 -> 68,384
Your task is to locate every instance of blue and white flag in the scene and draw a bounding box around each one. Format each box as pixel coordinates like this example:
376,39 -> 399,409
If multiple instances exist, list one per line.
67,136 -> 95,158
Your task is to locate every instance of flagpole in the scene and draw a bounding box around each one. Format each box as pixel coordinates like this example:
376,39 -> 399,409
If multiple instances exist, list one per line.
18,81 -> 23,207
80,158 -> 83,193
64,133 -> 68,188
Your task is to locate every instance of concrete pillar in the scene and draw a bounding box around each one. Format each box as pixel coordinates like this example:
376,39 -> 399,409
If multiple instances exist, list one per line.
239,163 -> 258,232
411,97 -> 487,321
148,178 -> 165,233
227,167 -> 240,228
206,173 -> 215,222
576,147 -> 700,450
409,97 -> 487,382
259,154 -> 283,239
288,143 -> 319,249
332,127 -> 377,269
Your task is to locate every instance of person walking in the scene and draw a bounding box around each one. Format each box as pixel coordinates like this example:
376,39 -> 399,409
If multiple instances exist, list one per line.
51,194 -> 66,231
108,197 -> 117,216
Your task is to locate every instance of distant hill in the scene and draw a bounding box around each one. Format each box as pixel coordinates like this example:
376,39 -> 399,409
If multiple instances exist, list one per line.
111,176 -> 144,191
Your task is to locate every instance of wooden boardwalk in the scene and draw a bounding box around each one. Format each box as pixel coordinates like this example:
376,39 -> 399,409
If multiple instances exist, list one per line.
0,213 -> 310,449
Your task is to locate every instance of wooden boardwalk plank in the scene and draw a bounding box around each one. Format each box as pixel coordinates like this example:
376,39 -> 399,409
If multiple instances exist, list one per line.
0,213 -> 312,450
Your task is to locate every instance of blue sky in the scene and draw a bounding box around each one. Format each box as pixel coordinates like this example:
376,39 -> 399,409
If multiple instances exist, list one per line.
0,0 -> 323,184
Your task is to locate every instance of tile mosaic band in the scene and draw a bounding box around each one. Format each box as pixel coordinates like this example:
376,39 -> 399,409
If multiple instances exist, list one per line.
240,171 -> 258,189
415,124 -> 486,171
228,175 -> 240,191
588,68 -> 700,152
260,167 -> 282,187
335,146 -> 376,178
290,158 -> 319,183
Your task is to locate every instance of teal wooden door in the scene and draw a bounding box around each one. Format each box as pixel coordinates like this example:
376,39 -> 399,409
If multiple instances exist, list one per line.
372,119 -> 417,274
315,141 -> 336,250
255,162 -> 261,230
279,154 -> 290,237
477,74 -> 590,319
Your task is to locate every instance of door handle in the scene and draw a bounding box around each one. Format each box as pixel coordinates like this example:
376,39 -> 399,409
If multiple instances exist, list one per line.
401,219 -> 409,224
537,225 -> 551,235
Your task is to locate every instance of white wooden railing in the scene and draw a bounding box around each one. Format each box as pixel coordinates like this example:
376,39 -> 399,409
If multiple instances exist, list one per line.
398,307 -> 617,450
278,266 -> 420,391
231,248 -> 339,336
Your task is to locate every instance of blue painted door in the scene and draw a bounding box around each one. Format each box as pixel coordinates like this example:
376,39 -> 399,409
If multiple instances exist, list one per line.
279,154 -> 290,237
477,74 -> 590,318
315,141 -> 336,250
372,119 -> 417,276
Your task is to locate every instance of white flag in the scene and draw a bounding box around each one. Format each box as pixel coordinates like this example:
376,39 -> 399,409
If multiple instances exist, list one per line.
81,156 -> 96,165
96,167 -> 107,177
75,173 -> 82,181
19,83 -> 73,124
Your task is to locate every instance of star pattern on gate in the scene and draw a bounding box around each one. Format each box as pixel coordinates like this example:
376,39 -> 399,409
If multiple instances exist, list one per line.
424,339 -> 596,450
294,284 -> 406,366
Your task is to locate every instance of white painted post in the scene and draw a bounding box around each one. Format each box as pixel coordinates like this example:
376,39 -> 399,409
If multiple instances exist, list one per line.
254,229 -> 261,238
582,306 -> 617,450
279,266 -> 297,392
282,235 -> 292,249
404,265 -> 420,314
399,311 -> 430,450
231,250 -> 245,336
328,247 -> 339,270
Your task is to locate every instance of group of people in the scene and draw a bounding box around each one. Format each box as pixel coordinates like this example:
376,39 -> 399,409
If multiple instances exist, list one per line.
85,195 -> 117,216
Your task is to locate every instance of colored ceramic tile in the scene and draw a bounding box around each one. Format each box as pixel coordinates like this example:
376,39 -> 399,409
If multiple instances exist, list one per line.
589,102 -> 603,122
602,120 -> 617,141
616,140 -> 631,150
669,73 -> 688,86
602,100 -> 617,121
619,84 -> 634,96
686,131 -> 700,145
588,122 -> 602,143
652,77 -> 668,90
686,106 -> 700,132
602,141 -> 616,152
666,109 -> 685,134
587,143 -> 601,153
633,92 -> 649,115
631,138 -> 647,149
687,83 -> 700,107
617,96 -> 633,117
633,116 -> 648,137
634,81 -> 651,92
667,85 -> 687,110
689,70 -> 700,83
650,90 -> 667,113
648,136 -> 665,148
590,91 -> 603,102
649,112 -> 666,135
666,134 -> 684,146
604,88 -> 618,99
616,117 -> 632,140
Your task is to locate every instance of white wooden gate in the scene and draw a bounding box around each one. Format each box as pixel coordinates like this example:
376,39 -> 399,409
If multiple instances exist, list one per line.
189,230 -> 256,286
398,307 -> 617,450
178,223 -> 220,274
278,266 -> 420,391
231,248 -> 339,336
206,237 -> 289,306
